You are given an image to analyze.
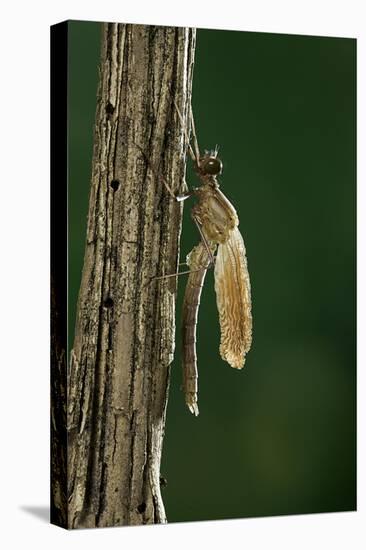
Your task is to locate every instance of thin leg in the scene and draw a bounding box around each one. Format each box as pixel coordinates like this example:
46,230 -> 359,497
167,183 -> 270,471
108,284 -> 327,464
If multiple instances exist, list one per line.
189,105 -> 201,166
144,266 -> 207,288
192,214 -> 216,266
173,98 -> 196,163
152,266 -> 209,282
161,169 -> 192,201
149,232 -> 217,286
133,141 -> 192,202
176,190 -> 193,202
150,253 -> 217,283
162,176 -> 193,202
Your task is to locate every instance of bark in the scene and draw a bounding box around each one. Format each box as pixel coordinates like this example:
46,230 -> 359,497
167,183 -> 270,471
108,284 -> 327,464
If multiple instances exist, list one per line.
67,23 -> 196,528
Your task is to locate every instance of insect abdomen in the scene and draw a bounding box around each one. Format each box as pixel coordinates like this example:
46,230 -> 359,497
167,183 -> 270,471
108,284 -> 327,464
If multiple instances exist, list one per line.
181,242 -> 215,415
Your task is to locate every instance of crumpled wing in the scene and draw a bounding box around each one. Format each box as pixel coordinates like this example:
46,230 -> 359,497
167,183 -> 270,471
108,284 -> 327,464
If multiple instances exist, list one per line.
214,227 -> 252,369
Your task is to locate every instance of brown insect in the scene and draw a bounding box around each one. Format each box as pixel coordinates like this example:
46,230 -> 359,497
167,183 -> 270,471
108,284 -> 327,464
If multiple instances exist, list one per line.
161,101 -> 252,416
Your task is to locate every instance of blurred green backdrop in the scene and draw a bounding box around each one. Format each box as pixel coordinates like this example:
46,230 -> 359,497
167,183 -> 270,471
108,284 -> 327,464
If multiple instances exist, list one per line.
68,21 -> 356,522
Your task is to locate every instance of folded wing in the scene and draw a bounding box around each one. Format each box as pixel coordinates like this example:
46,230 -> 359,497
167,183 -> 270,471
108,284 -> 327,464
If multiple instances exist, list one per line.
214,227 -> 252,369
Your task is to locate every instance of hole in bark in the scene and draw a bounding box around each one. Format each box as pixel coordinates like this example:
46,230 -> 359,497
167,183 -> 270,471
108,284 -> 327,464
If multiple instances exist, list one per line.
106,102 -> 115,115
104,297 -> 114,309
137,502 -> 146,514
110,179 -> 120,191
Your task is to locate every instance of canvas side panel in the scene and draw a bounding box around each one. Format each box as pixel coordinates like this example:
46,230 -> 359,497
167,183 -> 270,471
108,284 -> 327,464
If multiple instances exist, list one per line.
50,20 -> 68,529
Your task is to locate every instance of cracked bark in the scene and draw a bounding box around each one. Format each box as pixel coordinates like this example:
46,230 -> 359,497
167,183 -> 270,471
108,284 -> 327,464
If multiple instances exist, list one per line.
64,23 -> 196,528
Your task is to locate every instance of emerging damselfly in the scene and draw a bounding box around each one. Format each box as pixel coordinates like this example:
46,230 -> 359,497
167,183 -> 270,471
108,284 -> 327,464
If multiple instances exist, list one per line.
158,101 -> 252,416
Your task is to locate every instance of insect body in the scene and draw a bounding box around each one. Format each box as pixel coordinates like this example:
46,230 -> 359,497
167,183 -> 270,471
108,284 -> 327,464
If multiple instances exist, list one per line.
180,134 -> 252,415
182,240 -> 214,416
162,103 -> 252,415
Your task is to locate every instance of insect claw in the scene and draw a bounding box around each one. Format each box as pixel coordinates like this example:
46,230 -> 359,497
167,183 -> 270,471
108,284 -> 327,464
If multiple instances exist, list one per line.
188,403 -> 199,416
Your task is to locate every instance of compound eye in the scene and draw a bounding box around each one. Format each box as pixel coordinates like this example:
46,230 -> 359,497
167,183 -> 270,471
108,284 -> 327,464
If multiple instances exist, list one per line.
202,157 -> 223,175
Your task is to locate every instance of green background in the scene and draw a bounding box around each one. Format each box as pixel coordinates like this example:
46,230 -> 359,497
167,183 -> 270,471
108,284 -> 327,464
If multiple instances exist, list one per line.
68,21 -> 356,522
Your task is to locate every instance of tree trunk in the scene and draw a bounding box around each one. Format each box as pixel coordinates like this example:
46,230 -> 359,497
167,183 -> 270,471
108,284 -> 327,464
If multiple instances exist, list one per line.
67,23 -> 196,528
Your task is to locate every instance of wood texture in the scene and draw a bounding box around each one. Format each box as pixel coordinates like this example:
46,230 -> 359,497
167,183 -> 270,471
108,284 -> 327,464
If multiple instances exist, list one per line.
66,23 -> 196,528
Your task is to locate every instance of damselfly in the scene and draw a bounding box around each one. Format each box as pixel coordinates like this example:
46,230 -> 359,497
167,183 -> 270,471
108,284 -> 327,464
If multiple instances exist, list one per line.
159,101 -> 252,415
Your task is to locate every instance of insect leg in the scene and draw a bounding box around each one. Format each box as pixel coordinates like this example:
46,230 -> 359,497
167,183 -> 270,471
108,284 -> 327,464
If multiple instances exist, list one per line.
192,214 -> 216,267
152,171 -> 192,201
143,265 -> 209,289
175,189 -> 194,202
133,141 -> 192,201
148,253 -> 216,285
173,98 -> 197,164
151,266 -> 208,282
189,105 -> 201,166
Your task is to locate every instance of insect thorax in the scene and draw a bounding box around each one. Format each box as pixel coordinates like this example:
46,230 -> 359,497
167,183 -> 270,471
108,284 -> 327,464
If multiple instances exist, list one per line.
193,184 -> 238,245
